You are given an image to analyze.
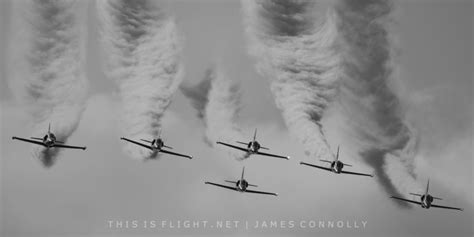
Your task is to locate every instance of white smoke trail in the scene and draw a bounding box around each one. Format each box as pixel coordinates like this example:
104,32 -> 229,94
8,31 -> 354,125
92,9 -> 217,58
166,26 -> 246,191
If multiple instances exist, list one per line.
7,0 -> 89,167
181,66 -> 248,160
241,0 -> 340,160
334,0 -> 421,204
242,0 -> 421,202
97,0 -> 184,160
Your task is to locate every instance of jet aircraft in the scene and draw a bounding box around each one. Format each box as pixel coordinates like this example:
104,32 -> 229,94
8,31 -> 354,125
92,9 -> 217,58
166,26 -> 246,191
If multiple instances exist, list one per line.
205,167 -> 278,196
391,180 -> 463,211
300,146 -> 372,177
12,123 -> 86,150
216,129 -> 289,160
120,131 -> 192,159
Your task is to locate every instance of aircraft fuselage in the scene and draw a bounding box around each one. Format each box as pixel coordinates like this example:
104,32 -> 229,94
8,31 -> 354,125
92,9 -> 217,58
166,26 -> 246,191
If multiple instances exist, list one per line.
150,138 -> 164,150
420,195 -> 433,208
236,179 -> 249,192
330,161 -> 344,174
43,133 -> 56,147
247,141 -> 261,153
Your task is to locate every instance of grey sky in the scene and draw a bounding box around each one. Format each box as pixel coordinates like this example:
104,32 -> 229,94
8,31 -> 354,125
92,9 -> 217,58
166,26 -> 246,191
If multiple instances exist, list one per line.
1,0 -> 472,236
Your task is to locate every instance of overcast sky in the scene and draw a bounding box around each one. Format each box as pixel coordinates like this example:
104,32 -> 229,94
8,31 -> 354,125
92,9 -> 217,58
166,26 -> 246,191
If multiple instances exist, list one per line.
0,0 -> 472,237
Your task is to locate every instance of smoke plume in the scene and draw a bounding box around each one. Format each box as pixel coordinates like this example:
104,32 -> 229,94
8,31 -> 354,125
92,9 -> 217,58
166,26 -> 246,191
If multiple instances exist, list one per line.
334,0 -> 420,204
242,0 -> 421,202
182,66 -> 249,160
7,0 -> 89,167
241,0 -> 340,160
97,0 -> 184,160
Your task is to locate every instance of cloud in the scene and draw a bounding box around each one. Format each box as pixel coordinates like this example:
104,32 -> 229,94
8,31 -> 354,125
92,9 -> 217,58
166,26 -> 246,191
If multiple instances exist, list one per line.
6,0 -> 89,167
97,0 -> 184,160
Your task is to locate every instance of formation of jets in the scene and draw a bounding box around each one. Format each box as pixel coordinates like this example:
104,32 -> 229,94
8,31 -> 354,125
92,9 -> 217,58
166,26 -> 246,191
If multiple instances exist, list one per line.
11,125 -> 463,212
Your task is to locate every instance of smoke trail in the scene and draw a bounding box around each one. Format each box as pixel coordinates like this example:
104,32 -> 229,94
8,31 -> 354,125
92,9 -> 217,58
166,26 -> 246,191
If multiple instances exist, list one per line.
242,0 -> 421,201
7,0 -> 89,167
241,0 -> 340,159
335,0 -> 420,205
181,69 -> 213,121
182,66 -> 249,160
97,0 -> 184,160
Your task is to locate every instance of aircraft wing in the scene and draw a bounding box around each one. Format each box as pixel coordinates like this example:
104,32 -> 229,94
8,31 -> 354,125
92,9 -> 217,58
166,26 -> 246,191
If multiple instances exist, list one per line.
216,142 -> 248,153
205,182 -> 237,192
255,151 -> 289,160
160,149 -> 192,159
299,162 -> 332,172
12,137 -> 46,147
120,137 -> 152,150
390,196 -> 422,205
430,204 -> 463,211
245,189 -> 278,196
53,144 -> 86,150
340,170 -> 373,177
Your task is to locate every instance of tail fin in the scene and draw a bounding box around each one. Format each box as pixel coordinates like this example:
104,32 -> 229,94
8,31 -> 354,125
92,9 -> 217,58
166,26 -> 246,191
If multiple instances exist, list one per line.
158,129 -> 162,139
425,179 -> 430,196
335,146 -> 340,161
253,128 -> 257,142
241,167 -> 245,181
48,123 -> 51,134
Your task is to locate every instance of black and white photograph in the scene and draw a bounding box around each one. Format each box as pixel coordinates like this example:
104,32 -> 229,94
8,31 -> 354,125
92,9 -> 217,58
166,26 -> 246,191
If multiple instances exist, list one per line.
0,0 -> 472,236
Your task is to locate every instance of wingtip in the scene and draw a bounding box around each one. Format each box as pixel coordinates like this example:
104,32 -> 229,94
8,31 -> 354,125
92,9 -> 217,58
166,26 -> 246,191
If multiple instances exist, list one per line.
286,156 -> 290,160
83,147 -> 87,150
